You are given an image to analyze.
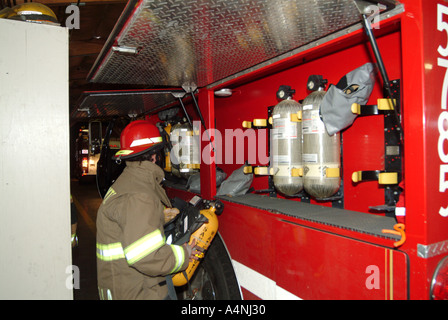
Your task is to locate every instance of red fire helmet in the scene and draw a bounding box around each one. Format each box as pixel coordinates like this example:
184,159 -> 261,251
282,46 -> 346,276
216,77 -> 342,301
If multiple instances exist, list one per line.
114,120 -> 163,160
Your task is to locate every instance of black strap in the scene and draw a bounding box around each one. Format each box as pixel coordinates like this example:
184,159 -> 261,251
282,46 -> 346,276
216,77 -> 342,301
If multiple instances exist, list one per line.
165,276 -> 177,300
184,271 -> 194,297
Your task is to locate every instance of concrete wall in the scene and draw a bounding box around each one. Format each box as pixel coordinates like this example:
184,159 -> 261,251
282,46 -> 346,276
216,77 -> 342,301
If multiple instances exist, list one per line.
0,19 -> 72,299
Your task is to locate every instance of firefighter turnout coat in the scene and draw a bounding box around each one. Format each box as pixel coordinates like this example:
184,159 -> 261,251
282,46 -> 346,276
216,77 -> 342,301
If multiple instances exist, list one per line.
96,160 -> 189,300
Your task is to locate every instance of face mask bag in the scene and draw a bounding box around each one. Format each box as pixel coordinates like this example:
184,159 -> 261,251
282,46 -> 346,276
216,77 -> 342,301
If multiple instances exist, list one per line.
320,63 -> 376,136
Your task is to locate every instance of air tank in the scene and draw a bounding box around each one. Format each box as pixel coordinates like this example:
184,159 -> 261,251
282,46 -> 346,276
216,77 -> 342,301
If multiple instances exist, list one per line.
271,96 -> 303,196
170,123 -> 200,179
302,79 -> 341,199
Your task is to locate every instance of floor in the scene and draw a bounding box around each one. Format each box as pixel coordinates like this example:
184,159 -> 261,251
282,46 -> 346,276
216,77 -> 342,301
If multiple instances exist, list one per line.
71,178 -> 101,300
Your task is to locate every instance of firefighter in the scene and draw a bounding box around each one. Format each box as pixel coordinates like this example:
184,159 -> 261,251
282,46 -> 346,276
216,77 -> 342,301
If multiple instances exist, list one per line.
96,120 -> 199,300
70,195 -> 78,248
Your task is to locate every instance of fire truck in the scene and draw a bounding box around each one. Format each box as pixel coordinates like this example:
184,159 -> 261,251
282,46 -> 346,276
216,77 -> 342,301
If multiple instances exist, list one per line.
74,122 -> 102,182
72,0 -> 448,300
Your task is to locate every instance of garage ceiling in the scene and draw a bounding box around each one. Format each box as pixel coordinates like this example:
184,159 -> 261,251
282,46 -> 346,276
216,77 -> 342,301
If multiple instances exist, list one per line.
4,0 -> 128,111
3,0 -> 401,120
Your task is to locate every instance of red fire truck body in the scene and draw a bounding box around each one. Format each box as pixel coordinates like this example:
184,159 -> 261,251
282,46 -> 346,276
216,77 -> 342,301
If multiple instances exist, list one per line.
167,1 -> 448,300
75,0 -> 448,299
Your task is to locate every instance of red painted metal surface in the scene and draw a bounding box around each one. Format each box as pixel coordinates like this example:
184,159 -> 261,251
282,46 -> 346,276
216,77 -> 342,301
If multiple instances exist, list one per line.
274,220 -> 408,300
397,0 -> 448,299
423,0 -> 448,254
164,0 -> 448,300
198,89 -> 217,199
217,199 -> 408,300
213,29 -> 402,213
400,0 -> 429,298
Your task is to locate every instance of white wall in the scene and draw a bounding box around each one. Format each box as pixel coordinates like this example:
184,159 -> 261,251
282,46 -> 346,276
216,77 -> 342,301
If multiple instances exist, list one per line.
0,19 -> 72,299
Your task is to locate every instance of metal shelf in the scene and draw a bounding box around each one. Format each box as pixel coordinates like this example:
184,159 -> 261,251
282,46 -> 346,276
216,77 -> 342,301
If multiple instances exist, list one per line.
71,89 -> 184,120
88,0 -> 400,89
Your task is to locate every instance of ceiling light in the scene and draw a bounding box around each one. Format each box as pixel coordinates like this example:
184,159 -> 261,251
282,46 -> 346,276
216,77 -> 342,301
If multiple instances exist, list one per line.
214,88 -> 233,97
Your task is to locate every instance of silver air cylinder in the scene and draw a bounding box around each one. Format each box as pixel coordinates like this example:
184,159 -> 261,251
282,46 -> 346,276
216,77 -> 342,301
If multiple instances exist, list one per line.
271,98 -> 303,196
170,123 -> 200,179
302,90 -> 341,199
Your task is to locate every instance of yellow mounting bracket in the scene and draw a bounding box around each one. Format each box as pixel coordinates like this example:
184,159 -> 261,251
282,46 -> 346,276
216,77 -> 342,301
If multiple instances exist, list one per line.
243,165 -> 272,175
242,118 -> 268,129
326,167 -> 340,178
351,98 -> 396,115
352,170 -> 398,185
254,166 -> 270,175
291,167 -> 303,177
290,111 -> 302,122
244,165 -> 303,178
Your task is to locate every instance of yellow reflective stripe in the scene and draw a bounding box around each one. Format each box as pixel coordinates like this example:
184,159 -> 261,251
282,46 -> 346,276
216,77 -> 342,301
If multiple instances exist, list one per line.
124,229 -> 165,265
170,245 -> 185,274
98,287 -> 113,301
115,150 -> 134,156
96,242 -> 125,261
130,136 -> 163,147
103,187 -> 116,204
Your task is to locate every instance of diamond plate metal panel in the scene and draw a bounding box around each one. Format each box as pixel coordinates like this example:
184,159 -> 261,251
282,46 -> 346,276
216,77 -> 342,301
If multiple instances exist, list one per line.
418,240 -> 448,259
70,91 -> 179,120
90,0 -> 369,87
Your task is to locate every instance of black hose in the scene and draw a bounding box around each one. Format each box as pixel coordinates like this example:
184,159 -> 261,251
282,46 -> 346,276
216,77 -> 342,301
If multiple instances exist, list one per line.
360,13 -> 402,141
